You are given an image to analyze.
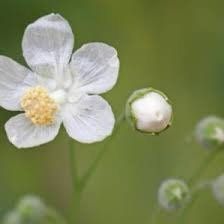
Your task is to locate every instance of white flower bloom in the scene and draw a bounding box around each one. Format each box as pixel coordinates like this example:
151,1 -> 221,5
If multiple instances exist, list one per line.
0,14 -> 120,148
126,88 -> 172,134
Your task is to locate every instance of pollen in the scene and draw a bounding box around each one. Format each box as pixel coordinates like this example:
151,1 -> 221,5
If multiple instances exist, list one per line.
21,86 -> 58,125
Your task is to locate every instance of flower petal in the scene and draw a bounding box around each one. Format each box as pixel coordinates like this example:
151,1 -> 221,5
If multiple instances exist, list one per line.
70,42 -> 119,94
22,13 -> 74,79
0,56 -> 37,111
5,114 -> 61,148
62,95 -> 115,143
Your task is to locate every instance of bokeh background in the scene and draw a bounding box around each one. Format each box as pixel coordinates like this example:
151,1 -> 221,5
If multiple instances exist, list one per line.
0,0 -> 224,223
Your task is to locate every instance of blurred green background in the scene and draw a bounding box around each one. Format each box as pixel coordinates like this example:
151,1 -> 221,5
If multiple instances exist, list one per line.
0,0 -> 224,223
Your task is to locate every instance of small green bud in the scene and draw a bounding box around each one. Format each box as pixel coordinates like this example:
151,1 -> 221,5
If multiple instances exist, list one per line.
2,195 -> 66,224
17,195 -> 46,221
158,179 -> 190,211
125,88 -> 173,134
212,174 -> 224,206
195,116 -> 224,149
16,195 -> 66,224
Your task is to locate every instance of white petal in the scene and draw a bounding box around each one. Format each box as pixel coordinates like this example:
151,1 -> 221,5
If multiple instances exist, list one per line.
5,114 -> 61,148
0,56 -> 37,111
62,95 -> 115,143
70,42 -> 119,94
22,13 -> 74,79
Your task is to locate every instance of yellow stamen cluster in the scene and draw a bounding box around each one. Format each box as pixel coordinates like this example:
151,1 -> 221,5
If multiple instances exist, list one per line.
21,86 -> 58,125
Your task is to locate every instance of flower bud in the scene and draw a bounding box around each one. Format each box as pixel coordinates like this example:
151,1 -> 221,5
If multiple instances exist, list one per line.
16,195 -> 66,224
17,195 -> 46,221
212,174 -> 224,206
158,179 -> 190,211
125,88 -> 173,134
3,195 -> 66,224
195,116 -> 224,149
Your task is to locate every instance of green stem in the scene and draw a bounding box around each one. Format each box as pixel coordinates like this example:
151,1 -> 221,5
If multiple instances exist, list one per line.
79,112 -> 125,191
150,205 -> 161,224
188,149 -> 220,187
181,191 -> 199,224
47,207 -> 67,224
69,139 -> 81,224
68,112 -> 125,223
180,149 -> 220,224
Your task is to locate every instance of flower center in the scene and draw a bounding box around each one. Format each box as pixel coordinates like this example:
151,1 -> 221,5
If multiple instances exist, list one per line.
21,86 -> 58,125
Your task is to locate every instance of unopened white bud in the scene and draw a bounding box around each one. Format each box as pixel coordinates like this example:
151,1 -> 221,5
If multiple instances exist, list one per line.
212,174 -> 224,206
126,88 -> 173,134
195,116 -> 224,149
158,179 -> 190,211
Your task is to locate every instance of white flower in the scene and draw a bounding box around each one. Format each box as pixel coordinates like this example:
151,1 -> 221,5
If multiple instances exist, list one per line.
125,88 -> 172,134
0,13 -> 120,148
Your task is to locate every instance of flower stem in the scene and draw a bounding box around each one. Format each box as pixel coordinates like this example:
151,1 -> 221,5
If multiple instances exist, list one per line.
79,112 -> 125,191
188,149 -> 220,187
47,207 -> 67,224
68,112 -> 125,223
180,149 -> 220,224
150,205 -> 161,224
69,139 -> 81,224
